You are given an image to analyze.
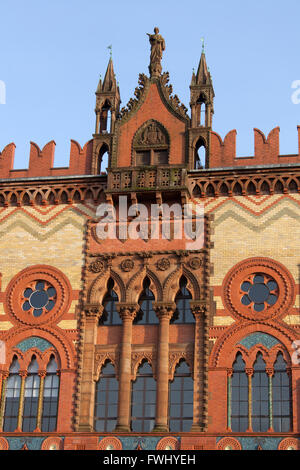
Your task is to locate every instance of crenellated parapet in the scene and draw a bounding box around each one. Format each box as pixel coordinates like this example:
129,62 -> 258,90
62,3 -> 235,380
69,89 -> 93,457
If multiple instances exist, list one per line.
209,126 -> 300,168
0,139 -> 93,179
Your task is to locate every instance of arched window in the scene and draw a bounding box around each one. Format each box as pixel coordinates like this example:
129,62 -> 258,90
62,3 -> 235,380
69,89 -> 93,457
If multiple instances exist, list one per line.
131,361 -> 156,432
231,353 -> 248,432
94,361 -> 118,432
100,279 -> 121,325
97,144 -> 109,174
42,355 -> 60,432
194,138 -> 206,169
23,356 -> 40,432
171,277 -> 195,324
133,120 -> 169,166
3,357 -> 21,432
252,353 -> 269,432
273,353 -> 291,432
196,94 -> 207,127
229,346 -> 292,433
100,100 -> 112,133
169,360 -> 193,432
134,278 -> 158,325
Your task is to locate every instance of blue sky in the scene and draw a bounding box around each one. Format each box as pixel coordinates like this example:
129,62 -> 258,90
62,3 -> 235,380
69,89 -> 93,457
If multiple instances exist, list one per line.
1,0 -> 300,168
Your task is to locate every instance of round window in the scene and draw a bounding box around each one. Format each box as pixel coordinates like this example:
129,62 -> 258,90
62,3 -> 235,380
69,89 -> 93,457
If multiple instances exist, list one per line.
22,280 -> 57,317
240,273 -> 278,312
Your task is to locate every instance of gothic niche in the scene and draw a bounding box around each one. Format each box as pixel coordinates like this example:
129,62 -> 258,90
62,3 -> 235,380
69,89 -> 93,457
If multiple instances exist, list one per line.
132,120 -> 169,166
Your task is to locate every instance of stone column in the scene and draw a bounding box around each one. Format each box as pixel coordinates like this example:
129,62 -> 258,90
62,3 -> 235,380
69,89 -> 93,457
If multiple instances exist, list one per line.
190,304 -> 208,431
153,303 -> 175,432
35,370 -> 46,432
16,370 -> 27,432
227,368 -> 233,432
246,368 -> 254,432
266,367 -> 274,432
0,371 -> 8,431
78,304 -> 103,432
115,304 -> 138,432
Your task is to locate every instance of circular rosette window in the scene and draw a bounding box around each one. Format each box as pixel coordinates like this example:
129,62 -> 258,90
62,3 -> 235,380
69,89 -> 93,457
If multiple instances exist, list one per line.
222,258 -> 295,321
6,265 -> 72,326
22,280 -> 57,318
240,273 -> 278,313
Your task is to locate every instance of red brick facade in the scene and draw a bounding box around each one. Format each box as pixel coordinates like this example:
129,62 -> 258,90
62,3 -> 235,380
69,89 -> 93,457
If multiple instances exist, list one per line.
0,31 -> 299,451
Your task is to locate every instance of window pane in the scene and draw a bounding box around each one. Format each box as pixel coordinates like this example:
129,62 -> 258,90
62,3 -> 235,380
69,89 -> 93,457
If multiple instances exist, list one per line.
94,362 -> 118,432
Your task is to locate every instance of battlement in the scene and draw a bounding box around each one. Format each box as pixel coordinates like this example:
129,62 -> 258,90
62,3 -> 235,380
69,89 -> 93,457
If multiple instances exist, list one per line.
209,126 -> 300,168
0,139 -> 93,179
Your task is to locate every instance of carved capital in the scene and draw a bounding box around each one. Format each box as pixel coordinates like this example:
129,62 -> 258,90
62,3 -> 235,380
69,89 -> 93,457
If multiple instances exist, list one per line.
227,368 -> 233,378
245,368 -> 254,377
117,304 -> 139,321
190,302 -> 207,317
153,303 -> 176,320
266,367 -> 274,377
19,370 -> 28,378
83,304 -> 104,319
0,370 -> 9,380
38,370 -> 47,379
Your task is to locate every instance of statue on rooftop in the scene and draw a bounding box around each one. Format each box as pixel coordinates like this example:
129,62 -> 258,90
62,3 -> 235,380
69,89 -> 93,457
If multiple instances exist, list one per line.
147,27 -> 165,77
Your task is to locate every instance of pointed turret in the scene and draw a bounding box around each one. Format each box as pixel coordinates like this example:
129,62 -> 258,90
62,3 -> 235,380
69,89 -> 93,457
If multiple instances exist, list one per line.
190,48 -> 214,128
188,42 -> 215,169
97,58 -> 118,93
195,50 -> 211,86
92,56 -> 121,175
95,57 -> 120,135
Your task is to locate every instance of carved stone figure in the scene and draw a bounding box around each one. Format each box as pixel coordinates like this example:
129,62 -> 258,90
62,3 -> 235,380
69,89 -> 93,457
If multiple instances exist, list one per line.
147,27 -> 165,77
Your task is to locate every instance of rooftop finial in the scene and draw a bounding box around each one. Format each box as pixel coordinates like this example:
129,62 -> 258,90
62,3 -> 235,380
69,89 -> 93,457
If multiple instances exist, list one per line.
201,37 -> 205,53
107,44 -> 112,58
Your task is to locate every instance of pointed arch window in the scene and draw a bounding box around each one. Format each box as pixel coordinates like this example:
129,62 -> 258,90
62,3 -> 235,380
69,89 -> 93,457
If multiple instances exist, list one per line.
228,349 -> 292,433
97,143 -> 109,174
3,357 -> 21,432
94,361 -> 118,432
194,138 -> 206,169
131,362 -> 156,432
41,356 -> 60,432
100,100 -> 112,133
171,277 -> 195,324
2,353 -> 61,433
230,353 -> 248,432
272,353 -> 291,432
134,278 -> 158,325
100,279 -> 121,325
196,93 -> 207,127
252,353 -> 269,432
22,356 -> 40,432
169,360 -> 193,432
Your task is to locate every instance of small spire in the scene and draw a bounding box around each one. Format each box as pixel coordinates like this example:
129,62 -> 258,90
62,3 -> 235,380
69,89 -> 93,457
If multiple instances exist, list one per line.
96,74 -> 102,94
195,47 -> 210,85
96,56 -> 117,93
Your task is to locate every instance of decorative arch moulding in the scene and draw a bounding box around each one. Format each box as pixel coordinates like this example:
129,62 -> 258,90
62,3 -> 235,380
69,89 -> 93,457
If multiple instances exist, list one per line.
190,171 -> 300,198
222,257 -> 295,322
0,181 -> 106,207
5,265 -> 73,327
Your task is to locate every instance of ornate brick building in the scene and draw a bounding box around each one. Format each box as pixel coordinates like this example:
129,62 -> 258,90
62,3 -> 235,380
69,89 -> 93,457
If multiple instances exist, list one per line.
0,29 -> 299,451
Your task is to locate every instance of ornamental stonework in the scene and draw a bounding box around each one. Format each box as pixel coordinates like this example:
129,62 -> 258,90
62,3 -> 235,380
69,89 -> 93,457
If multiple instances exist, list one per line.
89,258 -> 106,273
156,258 -> 170,271
120,259 -> 134,272
5,265 -> 72,327
222,257 -> 295,322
